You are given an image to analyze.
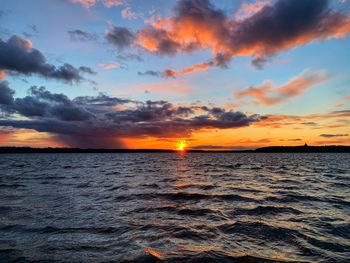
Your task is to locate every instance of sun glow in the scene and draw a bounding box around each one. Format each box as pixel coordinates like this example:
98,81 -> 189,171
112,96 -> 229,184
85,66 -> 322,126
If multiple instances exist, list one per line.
176,139 -> 189,152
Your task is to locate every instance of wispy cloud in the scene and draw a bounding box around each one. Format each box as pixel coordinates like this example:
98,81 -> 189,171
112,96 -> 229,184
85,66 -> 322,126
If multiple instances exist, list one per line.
67,0 -> 122,9
98,63 -> 120,70
319,133 -> 348,138
255,110 -> 350,129
138,61 -> 213,78
235,0 -> 273,20
68,29 -> 98,42
121,7 -> 138,20
235,69 -> 327,105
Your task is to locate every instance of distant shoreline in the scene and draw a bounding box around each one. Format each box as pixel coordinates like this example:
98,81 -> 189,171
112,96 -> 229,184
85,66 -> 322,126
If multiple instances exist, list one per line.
0,145 -> 349,153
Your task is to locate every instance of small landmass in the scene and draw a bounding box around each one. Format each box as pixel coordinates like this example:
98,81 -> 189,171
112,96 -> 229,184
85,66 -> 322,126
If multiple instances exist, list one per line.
0,144 -> 349,153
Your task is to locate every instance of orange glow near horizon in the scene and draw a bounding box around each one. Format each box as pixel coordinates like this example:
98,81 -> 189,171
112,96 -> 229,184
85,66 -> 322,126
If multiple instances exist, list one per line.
1,121 -> 350,150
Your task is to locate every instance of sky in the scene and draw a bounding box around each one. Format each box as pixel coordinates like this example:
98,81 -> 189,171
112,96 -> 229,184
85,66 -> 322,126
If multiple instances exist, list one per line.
0,0 -> 349,150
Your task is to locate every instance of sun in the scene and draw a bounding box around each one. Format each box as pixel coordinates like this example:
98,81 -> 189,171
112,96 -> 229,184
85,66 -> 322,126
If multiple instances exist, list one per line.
176,139 -> 189,152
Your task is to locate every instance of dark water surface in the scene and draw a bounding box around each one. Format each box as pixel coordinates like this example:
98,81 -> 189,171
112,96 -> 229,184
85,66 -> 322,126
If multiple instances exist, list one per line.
0,153 -> 349,262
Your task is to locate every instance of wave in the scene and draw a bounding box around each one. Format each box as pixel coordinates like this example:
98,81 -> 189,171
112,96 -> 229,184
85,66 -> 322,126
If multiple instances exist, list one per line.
0,225 -> 133,235
115,192 -> 257,202
0,183 -> 25,188
264,194 -> 350,206
1,153 -> 349,262
329,223 -> 350,239
217,221 -> 300,241
121,250 -> 310,263
230,206 -> 302,216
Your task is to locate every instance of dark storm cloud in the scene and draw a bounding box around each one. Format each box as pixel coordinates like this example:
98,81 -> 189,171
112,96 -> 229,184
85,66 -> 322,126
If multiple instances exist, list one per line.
4,85 -> 94,121
106,26 -> 135,50
319,133 -> 349,138
0,35 -> 94,82
235,0 -> 339,50
135,0 -> 350,73
73,93 -> 131,107
0,81 -> 14,106
0,83 -> 262,148
104,100 -> 196,123
68,29 -> 98,42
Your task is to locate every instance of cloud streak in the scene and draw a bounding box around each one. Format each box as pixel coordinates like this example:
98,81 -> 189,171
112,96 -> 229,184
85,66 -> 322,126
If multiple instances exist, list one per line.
235,69 -> 327,105
68,29 -> 98,42
319,133 -> 348,138
98,63 -> 120,70
254,109 -> 350,129
67,0 -> 122,8
138,61 -> 213,78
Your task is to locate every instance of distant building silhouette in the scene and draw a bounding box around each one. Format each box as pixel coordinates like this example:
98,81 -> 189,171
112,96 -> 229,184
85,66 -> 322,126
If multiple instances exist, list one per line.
304,143 -> 308,147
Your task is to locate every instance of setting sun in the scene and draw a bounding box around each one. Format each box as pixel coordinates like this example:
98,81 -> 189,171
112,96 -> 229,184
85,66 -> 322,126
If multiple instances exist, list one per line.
176,140 -> 189,151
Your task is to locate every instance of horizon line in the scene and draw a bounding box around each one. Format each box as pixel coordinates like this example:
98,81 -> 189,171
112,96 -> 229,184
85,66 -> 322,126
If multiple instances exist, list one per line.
0,145 -> 349,153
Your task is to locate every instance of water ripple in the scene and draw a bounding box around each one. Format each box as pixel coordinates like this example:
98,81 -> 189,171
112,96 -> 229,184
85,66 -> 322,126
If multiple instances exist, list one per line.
0,153 -> 349,262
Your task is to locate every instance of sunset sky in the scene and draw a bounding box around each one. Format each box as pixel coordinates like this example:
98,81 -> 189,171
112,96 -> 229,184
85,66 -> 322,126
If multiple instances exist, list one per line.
0,0 -> 349,149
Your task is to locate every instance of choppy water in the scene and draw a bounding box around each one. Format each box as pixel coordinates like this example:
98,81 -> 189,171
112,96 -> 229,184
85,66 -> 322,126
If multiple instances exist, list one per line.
0,153 -> 350,262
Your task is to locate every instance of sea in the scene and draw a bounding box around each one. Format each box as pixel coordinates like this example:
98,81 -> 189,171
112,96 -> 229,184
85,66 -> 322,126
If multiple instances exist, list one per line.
0,153 -> 349,262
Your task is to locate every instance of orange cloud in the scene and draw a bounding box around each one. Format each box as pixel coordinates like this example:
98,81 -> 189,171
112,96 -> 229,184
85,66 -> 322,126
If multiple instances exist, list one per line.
164,62 -> 213,77
235,69 -> 327,105
0,71 -> 6,79
254,109 -> 350,131
134,0 -> 350,75
139,61 -> 213,78
0,129 -> 11,144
